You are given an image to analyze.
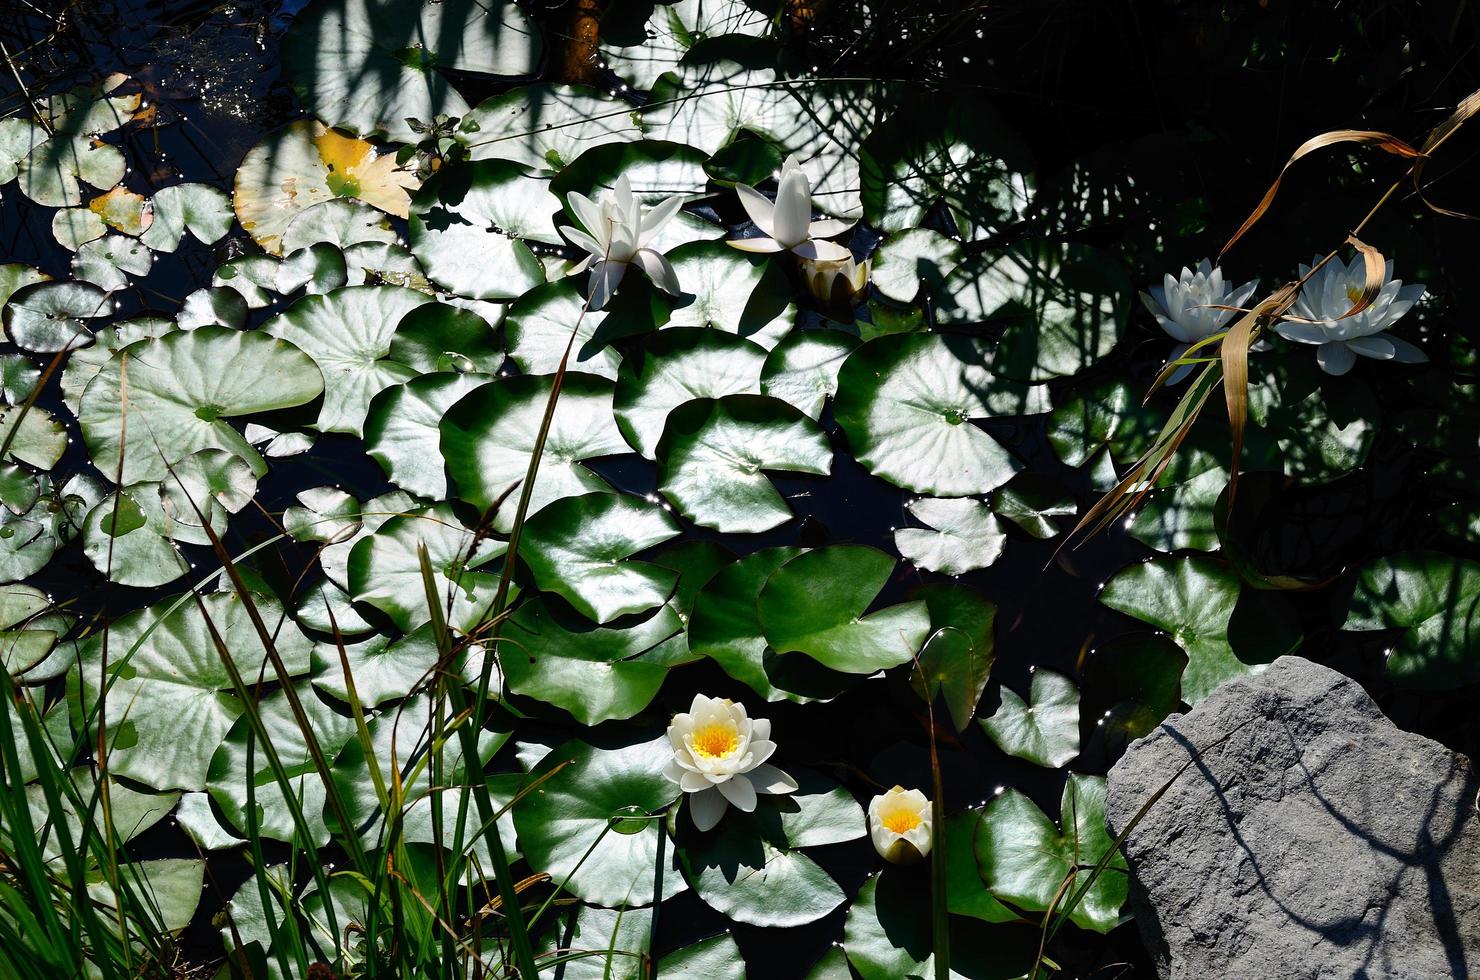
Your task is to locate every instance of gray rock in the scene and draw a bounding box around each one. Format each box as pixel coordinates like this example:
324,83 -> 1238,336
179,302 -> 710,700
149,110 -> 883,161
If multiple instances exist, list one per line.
1105,655 -> 1480,980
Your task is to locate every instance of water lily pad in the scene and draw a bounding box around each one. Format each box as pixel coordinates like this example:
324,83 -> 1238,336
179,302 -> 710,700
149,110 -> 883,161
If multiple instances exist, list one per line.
513,735 -> 685,906
502,599 -> 681,724
0,405 -> 66,471
936,244 -> 1128,382
3,280 -> 108,352
663,241 -> 794,348
974,773 -> 1127,933
519,492 -> 681,624
980,668 -> 1080,768
281,198 -> 401,255
615,328 -> 766,458
265,284 -> 433,434
283,0 -> 542,142
16,133 -> 126,208
408,159 -> 553,300
79,326 -> 324,484
759,545 -> 930,673
234,121 -> 419,255
441,373 -> 630,531
73,233 -> 152,292
1343,551 -> 1480,689
679,773 -> 860,927
139,183 -> 235,252
346,502 -> 506,632
52,207 -> 107,250
1100,557 -> 1301,703
990,477 -> 1075,540
759,328 -> 858,419
389,301 -> 504,373
601,0 -> 773,89
551,139 -> 711,207
77,590 -> 314,791
365,371 -> 489,499
503,279 -> 629,381
870,228 -> 965,304
911,583 -> 996,731
834,333 -> 1046,497
894,496 -> 1006,575
462,84 -> 641,171
656,394 -> 831,534
206,682 -> 357,845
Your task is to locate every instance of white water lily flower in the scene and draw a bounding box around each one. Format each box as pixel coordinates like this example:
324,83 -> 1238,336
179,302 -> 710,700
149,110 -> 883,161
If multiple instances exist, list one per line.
801,254 -> 870,307
664,694 -> 798,832
1140,259 -> 1258,384
868,786 -> 932,864
562,174 -> 683,310
1275,254 -> 1427,376
730,154 -> 854,261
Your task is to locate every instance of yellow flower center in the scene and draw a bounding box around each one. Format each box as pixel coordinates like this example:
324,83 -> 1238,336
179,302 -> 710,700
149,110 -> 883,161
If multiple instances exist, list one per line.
882,808 -> 922,834
691,722 -> 739,759
1346,284 -> 1365,305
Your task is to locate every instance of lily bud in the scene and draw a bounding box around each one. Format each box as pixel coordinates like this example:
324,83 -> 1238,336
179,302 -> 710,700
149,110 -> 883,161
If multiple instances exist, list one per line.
801,254 -> 870,311
868,785 -> 932,864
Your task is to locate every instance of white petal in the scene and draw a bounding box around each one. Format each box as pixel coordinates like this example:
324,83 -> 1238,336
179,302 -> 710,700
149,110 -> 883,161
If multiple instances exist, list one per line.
1346,334 -> 1395,360
633,248 -> 682,295
587,259 -> 627,311
746,763 -> 798,795
1316,341 -> 1357,376
639,195 -> 684,246
680,769 -> 712,793
1273,320 -> 1331,345
566,193 -> 605,240
562,226 -> 605,258
808,217 -> 854,239
689,786 -> 728,832
790,238 -> 851,261
719,773 -> 758,811
772,169 -> 811,247
734,183 -> 777,237
662,758 -> 686,783
743,739 -> 776,769
1382,333 -> 1428,364
728,236 -> 785,253
751,718 -> 771,742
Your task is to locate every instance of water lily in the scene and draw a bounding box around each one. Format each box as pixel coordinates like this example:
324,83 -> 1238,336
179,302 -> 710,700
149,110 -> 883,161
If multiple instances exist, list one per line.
562,175 -> 683,310
1275,254 -> 1427,376
868,786 -> 932,864
801,253 -> 870,309
664,694 -> 797,831
730,155 -> 853,261
1140,259 -> 1259,384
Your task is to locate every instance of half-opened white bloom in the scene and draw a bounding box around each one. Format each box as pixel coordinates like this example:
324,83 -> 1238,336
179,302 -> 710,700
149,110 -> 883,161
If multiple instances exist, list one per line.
1275,254 -> 1427,376
1140,259 -> 1258,384
730,155 -> 853,261
801,254 -> 870,307
868,786 -> 932,864
562,175 -> 683,310
664,694 -> 797,832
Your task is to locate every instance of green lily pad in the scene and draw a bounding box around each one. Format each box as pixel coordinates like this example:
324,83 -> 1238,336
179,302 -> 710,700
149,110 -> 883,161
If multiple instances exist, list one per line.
79,326 -> 324,484
936,244 -> 1128,383
503,279 -> 630,381
656,394 -> 831,534
663,242 -> 795,348
77,590 -> 314,791
0,405 -> 66,471
388,300 -> 504,374
600,0 -> 773,89
52,207 -> 107,251
280,198 -> 402,255
759,545 -> 930,674
283,0 -> 542,142
311,626 -> 439,707
346,502 -> 506,633
513,735 -> 685,906
441,373 -> 630,531
461,84 -> 643,171
365,371 -> 490,500
1343,551 -> 1480,689
911,583 -> 997,731
206,682 -> 357,845
3,280 -> 108,352
758,328 -> 859,419
503,599 -> 681,724
974,773 -> 1127,933
834,333 -> 1046,497
139,183 -> 235,252
871,228 -> 965,303
73,233 -> 153,292
551,139 -> 711,207
519,492 -> 681,624
980,668 -> 1080,768
895,496 -> 1006,575
265,284 -> 433,434
990,476 -> 1076,540
679,772 -> 861,928
408,159 -> 552,300
1099,557 -> 1301,704
615,328 -> 767,458
1081,634 -> 1186,746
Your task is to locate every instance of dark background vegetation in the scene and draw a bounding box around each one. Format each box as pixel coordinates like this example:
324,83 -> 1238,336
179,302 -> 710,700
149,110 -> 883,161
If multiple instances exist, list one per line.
2,1 -> 1479,976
